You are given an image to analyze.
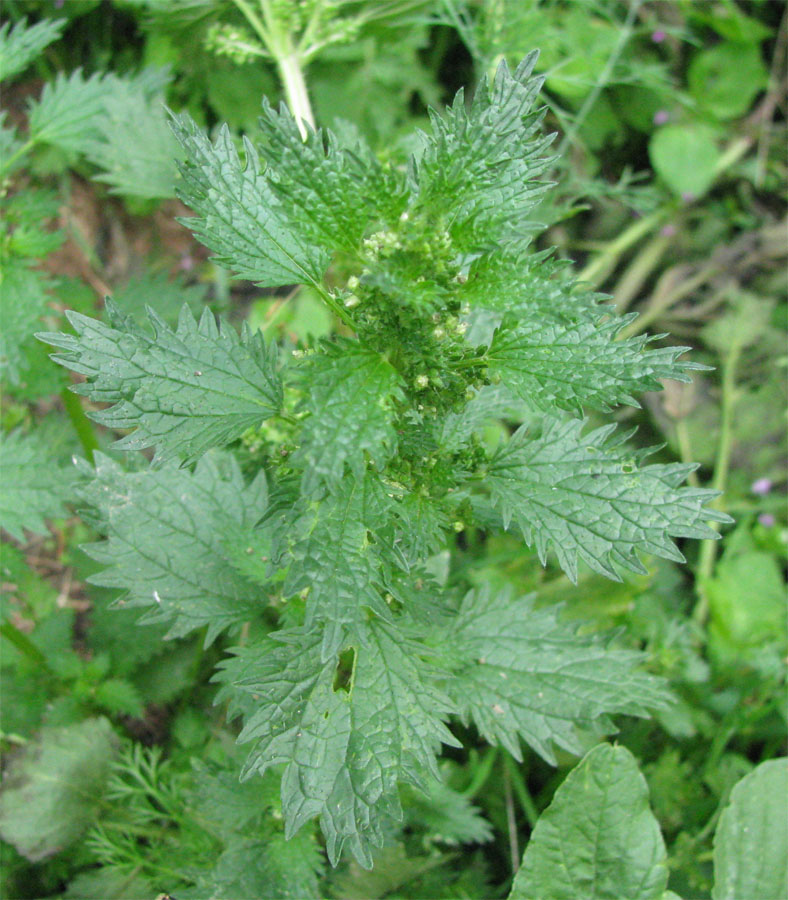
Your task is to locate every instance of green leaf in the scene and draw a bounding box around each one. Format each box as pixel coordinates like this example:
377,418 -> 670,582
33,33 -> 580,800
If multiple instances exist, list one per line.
0,717 -> 117,861
487,312 -> 699,414
64,868 -> 155,900
78,451 -> 266,643
415,53 -> 553,249
86,77 -> 183,198
0,429 -> 71,541
689,42 -> 768,121
204,829 -> 323,900
441,587 -> 669,764
292,339 -> 405,491
28,69 -> 110,154
0,261 -> 50,385
712,758 -> 788,900
170,114 -> 329,287
509,743 -> 668,900
278,474 -> 398,660
218,619 -> 458,868
0,17 -> 65,83
486,416 -> 729,581
649,124 -> 721,199
39,301 -> 282,462
257,100 -> 385,253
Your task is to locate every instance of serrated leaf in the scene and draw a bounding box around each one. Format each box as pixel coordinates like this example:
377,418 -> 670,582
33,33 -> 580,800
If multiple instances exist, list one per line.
0,717 -> 117,861
441,587 -> 669,764
292,339 -> 405,491
712,758 -> 788,900
415,54 -> 553,248
487,416 -> 730,581
0,17 -> 65,83
86,77 -> 183,199
0,261 -> 50,385
487,312 -> 699,414
218,619 -> 458,868
278,474 -> 398,660
28,69 -> 110,154
78,452 -> 266,643
0,429 -> 71,540
171,114 -> 329,287
509,743 -> 668,900
39,301 -> 281,462
257,100 -> 384,253
204,829 -> 324,900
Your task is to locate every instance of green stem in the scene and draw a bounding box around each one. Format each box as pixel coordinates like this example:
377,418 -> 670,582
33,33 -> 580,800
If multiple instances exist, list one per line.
578,209 -> 668,288
556,0 -> 643,157
61,388 -> 100,462
504,752 -> 539,829
612,231 -> 672,313
0,137 -> 36,178
502,754 -> 520,873
461,747 -> 498,798
277,51 -> 316,137
694,340 -> 740,623
674,420 -> 700,488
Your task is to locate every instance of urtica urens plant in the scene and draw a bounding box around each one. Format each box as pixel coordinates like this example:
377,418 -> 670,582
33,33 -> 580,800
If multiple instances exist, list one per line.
39,54 -> 728,868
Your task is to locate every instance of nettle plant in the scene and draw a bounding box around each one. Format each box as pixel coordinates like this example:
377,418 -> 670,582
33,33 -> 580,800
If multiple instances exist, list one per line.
40,55 -> 727,868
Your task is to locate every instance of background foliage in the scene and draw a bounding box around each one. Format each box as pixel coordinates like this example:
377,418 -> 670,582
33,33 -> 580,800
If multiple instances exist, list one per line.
0,1 -> 785,898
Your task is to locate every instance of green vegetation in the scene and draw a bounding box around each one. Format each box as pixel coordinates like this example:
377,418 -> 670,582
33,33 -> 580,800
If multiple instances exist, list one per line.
1,3 -> 785,898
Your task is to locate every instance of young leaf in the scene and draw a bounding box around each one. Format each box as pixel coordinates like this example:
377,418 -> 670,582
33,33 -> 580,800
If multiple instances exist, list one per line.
0,429 -> 71,540
78,452 -> 267,643
441,587 -> 669,764
487,416 -> 730,581
0,17 -> 65,83
170,115 -> 329,287
39,301 -> 282,462
712,758 -> 788,900
218,620 -> 458,868
0,718 -> 117,861
257,100 -> 387,253
414,53 -> 553,249
509,743 -> 668,900
291,339 -> 405,491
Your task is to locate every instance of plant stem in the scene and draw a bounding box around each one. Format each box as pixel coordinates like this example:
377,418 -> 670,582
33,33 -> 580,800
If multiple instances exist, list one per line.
556,0 -> 643,158
693,340 -> 741,623
461,747 -> 498,798
502,754 -> 520,873
578,209 -> 668,287
278,51 -> 316,137
61,387 -> 100,462
504,752 -> 539,828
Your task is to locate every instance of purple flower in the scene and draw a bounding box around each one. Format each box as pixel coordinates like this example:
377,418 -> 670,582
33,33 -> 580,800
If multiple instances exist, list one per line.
758,513 -> 776,527
660,224 -> 677,238
751,477 -> 772,496
681,191 -> 695,204
179,254 -> 195,272
653,110 -> 670,126
651,30 -> 667,44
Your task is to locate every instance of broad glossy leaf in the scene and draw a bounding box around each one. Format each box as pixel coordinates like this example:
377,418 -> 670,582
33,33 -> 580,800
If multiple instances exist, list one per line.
713,758 -> 788,900
509,743 -> 668,900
